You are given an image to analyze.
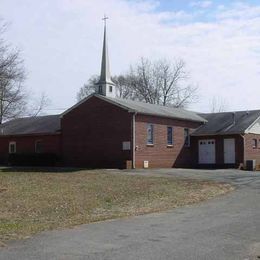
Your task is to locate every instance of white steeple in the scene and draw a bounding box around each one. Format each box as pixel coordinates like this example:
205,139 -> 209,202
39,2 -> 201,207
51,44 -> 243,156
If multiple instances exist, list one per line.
96,15 -> 116,98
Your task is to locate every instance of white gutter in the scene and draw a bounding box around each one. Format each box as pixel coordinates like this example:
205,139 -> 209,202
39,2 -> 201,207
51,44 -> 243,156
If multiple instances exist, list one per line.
240,134 -> 245,165
132,112 -> 137,169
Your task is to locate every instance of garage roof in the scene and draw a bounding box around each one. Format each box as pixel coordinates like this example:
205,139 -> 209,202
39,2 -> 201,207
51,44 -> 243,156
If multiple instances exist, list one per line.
192,110 -> 260,136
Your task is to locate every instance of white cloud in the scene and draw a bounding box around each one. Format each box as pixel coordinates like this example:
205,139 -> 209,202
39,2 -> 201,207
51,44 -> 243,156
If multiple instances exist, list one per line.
1,0 -> 260,113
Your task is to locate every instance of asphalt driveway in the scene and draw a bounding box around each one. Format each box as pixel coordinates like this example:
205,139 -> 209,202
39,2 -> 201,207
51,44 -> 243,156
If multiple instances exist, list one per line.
1,169 -> 260,260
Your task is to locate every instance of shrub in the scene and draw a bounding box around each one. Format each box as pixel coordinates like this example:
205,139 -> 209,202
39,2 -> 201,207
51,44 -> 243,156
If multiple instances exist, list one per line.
8,153 -> 59,166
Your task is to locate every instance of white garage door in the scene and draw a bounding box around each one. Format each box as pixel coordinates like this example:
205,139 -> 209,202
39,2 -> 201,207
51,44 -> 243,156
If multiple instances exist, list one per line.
198,139 -> 216,164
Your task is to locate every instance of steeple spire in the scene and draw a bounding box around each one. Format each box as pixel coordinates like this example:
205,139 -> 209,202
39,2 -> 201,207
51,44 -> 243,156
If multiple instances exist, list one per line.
96,15 -> 116,97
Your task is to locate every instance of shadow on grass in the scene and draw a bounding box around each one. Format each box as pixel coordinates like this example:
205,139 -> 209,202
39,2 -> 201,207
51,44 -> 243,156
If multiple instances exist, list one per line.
0,166 -> 90,173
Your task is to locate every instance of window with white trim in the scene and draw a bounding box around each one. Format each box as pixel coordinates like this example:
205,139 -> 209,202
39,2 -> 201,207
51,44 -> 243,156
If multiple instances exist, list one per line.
9,142 -> 16,154
253,139 -> 257,149
147,124 -> 154,145
167,126 -> 173,145
184,128 -> 190,147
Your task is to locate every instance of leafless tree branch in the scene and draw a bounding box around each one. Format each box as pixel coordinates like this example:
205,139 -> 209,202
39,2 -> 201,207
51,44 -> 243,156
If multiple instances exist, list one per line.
0,19 -> 50,122
77,57 -> 198,109
210,97 -> 228,113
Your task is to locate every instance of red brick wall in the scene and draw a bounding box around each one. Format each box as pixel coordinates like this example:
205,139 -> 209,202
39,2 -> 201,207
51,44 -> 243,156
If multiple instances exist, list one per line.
135,114 -> 202,168
61,96 -> 132,168
0,134 -> 61,164
244,133 -> 260,169
191,135 -> 244,167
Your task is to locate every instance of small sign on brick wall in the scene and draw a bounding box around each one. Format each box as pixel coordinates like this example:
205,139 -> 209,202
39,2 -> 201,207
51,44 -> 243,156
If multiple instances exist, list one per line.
122,141 -> 131,150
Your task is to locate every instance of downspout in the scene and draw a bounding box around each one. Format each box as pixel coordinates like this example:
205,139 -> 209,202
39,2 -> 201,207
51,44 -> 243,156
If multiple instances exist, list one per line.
240,134 -> 245,169
132,112 -> 137,169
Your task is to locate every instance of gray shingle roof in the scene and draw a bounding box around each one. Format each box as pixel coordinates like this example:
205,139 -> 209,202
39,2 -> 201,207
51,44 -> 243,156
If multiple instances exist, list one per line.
97,95 -> 206,123
192,110 -> 260,136
0,115 -> 61,136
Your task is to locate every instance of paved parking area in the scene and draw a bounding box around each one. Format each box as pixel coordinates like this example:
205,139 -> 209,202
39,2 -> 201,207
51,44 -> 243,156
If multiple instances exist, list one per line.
121,168 -> 260,188
0,169 -> 260,260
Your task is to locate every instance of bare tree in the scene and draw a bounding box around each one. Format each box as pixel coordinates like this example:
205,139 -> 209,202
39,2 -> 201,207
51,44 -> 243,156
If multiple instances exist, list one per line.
113,75 -> 136,99
0,23 -> 27,123
28,92 -> 51,116
210,96 -> 228,113
77,75 -> 136,101
76,75 -> 98,101
0,20 -> 49,122
77,57 -> 198,109
128,57 -> 198,108
127,58 -> 159,104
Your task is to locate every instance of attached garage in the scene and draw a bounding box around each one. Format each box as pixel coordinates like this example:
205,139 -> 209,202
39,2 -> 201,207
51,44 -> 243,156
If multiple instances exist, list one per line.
192,110 -> 260,169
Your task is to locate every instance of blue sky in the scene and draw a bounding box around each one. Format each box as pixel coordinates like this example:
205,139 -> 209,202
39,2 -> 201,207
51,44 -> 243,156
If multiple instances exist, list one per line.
1,0 -> 260,113
153,0 -> 260,12
155,0 -> 217,11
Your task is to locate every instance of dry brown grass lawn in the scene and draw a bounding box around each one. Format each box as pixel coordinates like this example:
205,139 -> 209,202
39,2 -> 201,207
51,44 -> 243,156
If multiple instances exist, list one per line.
0,168 -> 233,242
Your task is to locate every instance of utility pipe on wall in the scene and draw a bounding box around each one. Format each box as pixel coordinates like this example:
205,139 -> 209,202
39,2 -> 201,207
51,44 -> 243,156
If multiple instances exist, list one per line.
240,134 -> 245,168
132,112 -> 137,169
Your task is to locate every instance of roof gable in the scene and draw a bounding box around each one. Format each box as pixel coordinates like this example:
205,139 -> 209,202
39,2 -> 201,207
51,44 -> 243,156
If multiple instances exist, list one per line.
62,94 -> 206,123
245,116 -> 260,134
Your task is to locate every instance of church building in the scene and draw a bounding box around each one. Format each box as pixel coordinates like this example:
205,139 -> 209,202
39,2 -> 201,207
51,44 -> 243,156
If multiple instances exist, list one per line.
0,21 -> 260,170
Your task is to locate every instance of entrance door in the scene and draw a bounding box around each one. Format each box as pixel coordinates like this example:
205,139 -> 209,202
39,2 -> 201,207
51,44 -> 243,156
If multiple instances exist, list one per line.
224,138 -> 235,164
198,139 -> 216,164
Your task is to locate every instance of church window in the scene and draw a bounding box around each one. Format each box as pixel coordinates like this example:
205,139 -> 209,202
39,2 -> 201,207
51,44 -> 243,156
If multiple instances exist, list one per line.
109,86 -> 113,92
167,126 -> 173,145
184,128 -> 190,147
9,141 -> 16,154
147,124 -> 154,145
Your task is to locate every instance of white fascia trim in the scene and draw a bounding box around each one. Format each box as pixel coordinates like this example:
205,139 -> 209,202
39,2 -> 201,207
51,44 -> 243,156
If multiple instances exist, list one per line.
244,115 -> 260,134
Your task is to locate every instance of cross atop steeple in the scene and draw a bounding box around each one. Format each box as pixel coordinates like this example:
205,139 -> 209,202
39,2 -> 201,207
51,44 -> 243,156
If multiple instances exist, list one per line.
95,15 -> 116,98
102,15 -> 109,26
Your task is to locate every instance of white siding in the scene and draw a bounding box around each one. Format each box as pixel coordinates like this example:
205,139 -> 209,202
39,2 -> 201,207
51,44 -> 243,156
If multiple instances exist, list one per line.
245,117 -> 260,134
